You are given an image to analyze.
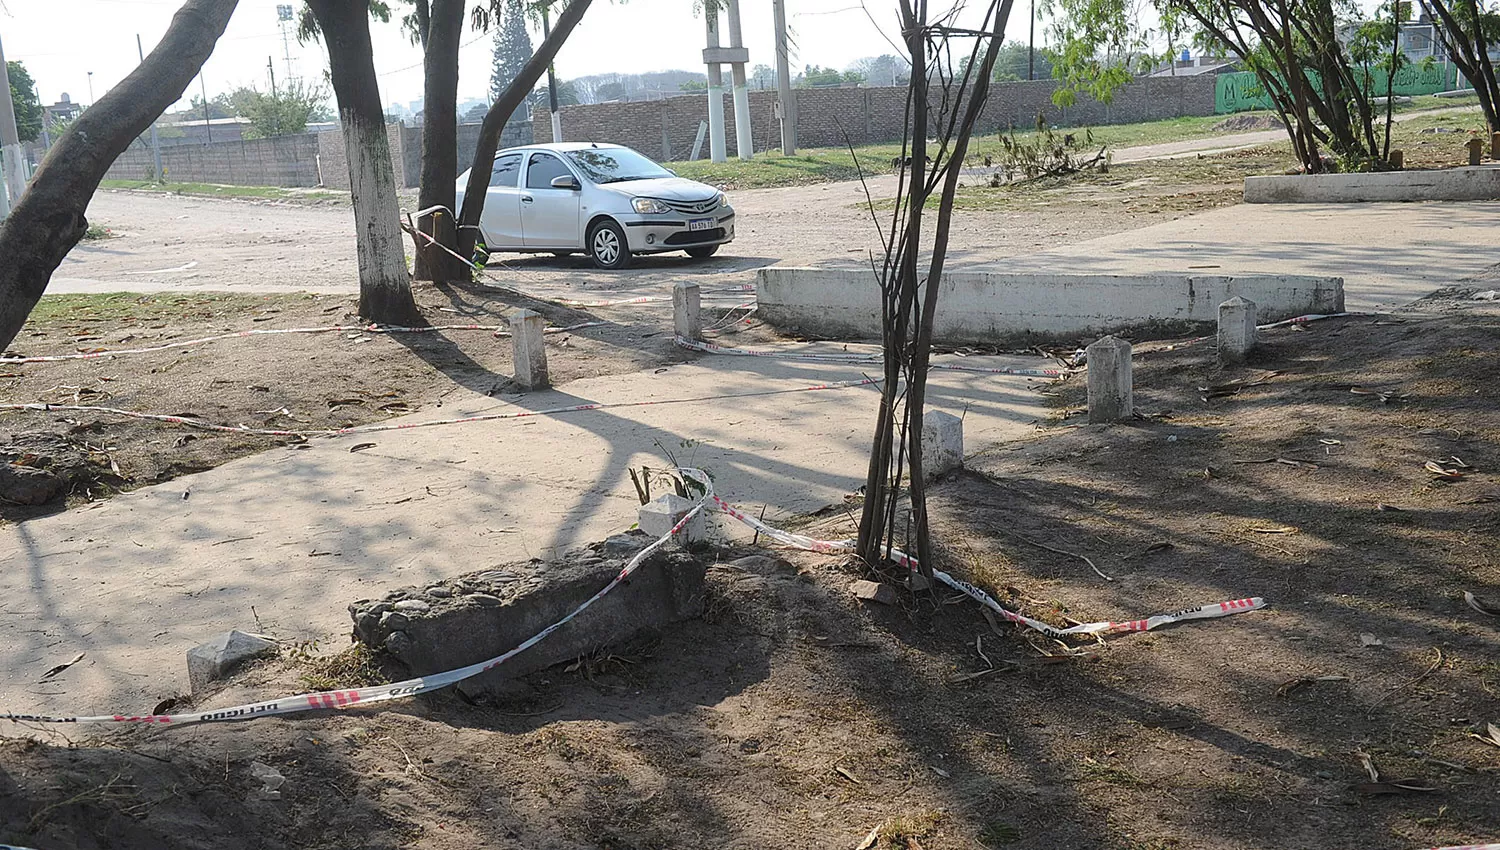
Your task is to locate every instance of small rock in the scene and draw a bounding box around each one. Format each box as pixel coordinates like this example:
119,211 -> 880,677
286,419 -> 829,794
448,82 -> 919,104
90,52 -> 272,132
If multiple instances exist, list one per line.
426,587 -> 453,599
467,593 -> 502,607
186,630 -> 279,693
392,599 -> 431,614
850,580 -> 898,606
727,555 -> 790,575
379,611 -> 410,630
0,464 -> 64,506
601,532 -> 651,557
384,631 -> 413,659
905,571 -> 933,593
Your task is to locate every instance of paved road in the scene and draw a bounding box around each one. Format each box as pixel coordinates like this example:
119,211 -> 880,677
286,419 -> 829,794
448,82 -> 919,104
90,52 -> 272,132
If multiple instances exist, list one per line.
0,344 -> 1049,719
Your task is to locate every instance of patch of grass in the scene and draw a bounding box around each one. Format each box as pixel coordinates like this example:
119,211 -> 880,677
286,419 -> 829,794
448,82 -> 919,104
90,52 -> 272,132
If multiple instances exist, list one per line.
298,643 -> 387,692
81,223 -> 115,241
980,821 -> 1022,846
26,292 -> 323,326
98,179 -> 347,204
879,810 -> 945,848
668,103 -> 1481,191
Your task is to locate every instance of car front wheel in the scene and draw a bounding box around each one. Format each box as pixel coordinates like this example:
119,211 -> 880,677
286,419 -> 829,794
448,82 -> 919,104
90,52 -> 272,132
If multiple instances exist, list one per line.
587,220 -> 631,270
685,244 -> 719,259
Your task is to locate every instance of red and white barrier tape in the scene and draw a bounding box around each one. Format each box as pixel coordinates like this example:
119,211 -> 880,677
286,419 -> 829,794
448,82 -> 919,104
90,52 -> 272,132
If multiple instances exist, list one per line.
0,375 -> 883,439
0,469 -> 715,726
708,493 -> 1264,640
0,464 -> 1265,727
0,321 -> 604,365
674,336 -> 1070,377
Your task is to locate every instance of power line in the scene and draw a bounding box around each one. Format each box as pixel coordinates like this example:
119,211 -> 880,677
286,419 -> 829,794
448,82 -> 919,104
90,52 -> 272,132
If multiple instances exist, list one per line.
376,31 -> 488,78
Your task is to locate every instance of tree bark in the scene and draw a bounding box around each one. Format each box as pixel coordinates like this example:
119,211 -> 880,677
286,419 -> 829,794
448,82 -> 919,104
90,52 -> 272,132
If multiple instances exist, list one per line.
307,0 -> 421,325
414,0 -> 470,283
457,0 -> 595,256
0,0 -> 240,353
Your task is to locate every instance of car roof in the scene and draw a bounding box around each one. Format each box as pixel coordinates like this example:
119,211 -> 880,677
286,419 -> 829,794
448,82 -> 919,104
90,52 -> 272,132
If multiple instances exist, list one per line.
497,142 -> 630,155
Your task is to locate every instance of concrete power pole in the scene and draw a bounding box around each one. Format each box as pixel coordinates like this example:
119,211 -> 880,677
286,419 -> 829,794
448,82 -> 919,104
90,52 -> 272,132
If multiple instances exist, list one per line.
0,34 -> 27,218
703,6 -> 727,162
772,0 -> 796,155
541,6 -> 563,143
139,35 -> 164,183
724,0 -> 753,160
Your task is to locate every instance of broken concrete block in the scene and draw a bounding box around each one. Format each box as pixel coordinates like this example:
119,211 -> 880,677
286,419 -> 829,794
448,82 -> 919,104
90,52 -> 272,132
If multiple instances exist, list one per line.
638,493 -> 706,545
510,308 -> 549,390
0,463 -> 64,506
349,545 -> 707,699
921,410 -> 963,481
674,282 -> 702,342
1217,296 -> 1258,364
850,580 -> 898,605
187,630 -> 278,693
1085,335 -> 1133,424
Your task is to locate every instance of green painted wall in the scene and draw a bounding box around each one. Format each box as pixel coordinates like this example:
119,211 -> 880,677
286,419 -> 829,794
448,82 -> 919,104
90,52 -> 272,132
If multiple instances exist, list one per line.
1214,65 -> 1459,114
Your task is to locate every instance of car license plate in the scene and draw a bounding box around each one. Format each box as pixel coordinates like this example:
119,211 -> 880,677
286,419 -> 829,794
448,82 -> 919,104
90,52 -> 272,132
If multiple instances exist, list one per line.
688,218 -> 714,232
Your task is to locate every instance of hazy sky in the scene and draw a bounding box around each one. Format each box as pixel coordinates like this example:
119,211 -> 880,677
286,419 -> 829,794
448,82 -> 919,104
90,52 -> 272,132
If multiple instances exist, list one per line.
0,0 -> 1046,113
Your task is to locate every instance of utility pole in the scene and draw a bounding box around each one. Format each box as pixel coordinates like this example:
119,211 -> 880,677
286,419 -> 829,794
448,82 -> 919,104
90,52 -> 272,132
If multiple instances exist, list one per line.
200,74 -> 213,143
772,0 -> 796,154
541,6 -> 562,143
1028,0 -> 1035,80
724,0 -> 753,160
139,35 -> 164,183
703,6 -> 727,162
0,35 -> 26,219
268,57 -> 279,136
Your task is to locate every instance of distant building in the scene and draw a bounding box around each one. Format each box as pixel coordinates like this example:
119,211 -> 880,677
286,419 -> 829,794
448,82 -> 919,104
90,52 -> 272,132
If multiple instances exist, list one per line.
43,93 -> 83,128
155,116 -> 252,146
1149,51 -> 1241,77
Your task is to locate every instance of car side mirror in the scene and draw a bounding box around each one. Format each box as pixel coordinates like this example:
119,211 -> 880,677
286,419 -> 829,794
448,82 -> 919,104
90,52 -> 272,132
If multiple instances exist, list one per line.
551,175 -> 580,190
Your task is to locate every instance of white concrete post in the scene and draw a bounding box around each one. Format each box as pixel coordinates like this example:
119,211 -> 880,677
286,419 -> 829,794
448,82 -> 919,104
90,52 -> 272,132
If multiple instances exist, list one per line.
1217,295 -> 1258,364
510,308 -> 549,390
638,493 -> 706,545
0,35 -> 27,217
725,0 -> 753,160
921,410 -> 963,481
704,9 -> 727,163
1085,335 -> 1133,424
674,282 -> 702,341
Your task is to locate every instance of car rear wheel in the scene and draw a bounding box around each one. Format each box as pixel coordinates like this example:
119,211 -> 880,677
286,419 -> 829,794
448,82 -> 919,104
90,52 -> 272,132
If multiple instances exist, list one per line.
587,220 -> 631,270
685,244 -> 719,259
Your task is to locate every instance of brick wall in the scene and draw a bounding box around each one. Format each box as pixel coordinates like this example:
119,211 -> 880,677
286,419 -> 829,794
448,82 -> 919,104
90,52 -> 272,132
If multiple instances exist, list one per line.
534,77 -> 1219,159
395,119 -> 535,188
104,133 -> 321,187
316,122 -> 410,190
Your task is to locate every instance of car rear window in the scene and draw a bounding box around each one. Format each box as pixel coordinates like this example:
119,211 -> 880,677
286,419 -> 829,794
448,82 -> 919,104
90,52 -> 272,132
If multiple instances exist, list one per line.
490,154 -> 521,188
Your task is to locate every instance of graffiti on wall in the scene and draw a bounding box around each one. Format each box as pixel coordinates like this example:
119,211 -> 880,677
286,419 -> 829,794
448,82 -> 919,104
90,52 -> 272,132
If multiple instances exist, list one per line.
1214,64 -> 1458,114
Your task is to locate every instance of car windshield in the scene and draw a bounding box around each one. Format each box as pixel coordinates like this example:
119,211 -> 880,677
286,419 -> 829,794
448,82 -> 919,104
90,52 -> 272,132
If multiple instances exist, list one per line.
565,148 -> 673,184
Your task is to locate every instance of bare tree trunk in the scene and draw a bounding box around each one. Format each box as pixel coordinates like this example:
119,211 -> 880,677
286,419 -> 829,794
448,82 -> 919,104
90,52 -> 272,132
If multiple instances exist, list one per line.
414,0 -> 470,283
307,0 -> 421,325
0,0 -> 240,353
904,0 -> 1011,576
457,0 -> 594,256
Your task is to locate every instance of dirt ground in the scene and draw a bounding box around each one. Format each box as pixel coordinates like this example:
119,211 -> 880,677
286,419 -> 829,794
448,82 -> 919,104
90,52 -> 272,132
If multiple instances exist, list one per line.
4,276 -> 1499,849
0,281 -> 800,523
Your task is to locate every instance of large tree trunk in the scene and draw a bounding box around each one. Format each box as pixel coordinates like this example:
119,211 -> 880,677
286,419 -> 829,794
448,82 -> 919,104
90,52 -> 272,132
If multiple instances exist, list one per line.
457,0 -> 594,256
414,0 -> 470,283
307,0 -> 421,325
0,0 -> 240,353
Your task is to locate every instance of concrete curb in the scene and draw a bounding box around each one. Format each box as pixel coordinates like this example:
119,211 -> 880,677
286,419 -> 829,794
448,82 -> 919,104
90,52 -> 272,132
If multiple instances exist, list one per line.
1244,166 -> 1500,203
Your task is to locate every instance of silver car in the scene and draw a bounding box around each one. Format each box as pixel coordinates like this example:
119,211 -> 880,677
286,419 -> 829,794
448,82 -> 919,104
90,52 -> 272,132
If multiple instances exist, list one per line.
455,142 -> 735,270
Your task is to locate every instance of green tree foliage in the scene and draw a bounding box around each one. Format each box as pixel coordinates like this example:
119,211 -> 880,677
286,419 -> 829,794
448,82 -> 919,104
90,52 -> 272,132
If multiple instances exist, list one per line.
680,79 -> 708,91
1046,0 -> 1403,171
991,40 -> 1055,81
7,61 -> 43,143
239,79 -> 333,138
846,54 -> 909,86
796,64 -> 863,87
1419,0 -> 1500,130
489,0 -> 536,120
188,91 -> 240,120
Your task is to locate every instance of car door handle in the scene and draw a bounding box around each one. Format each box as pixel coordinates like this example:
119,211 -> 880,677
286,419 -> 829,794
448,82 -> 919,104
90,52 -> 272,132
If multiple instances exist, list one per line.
521,195 -> 534,203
